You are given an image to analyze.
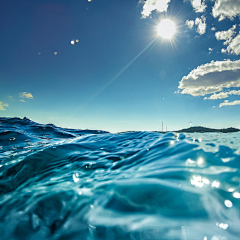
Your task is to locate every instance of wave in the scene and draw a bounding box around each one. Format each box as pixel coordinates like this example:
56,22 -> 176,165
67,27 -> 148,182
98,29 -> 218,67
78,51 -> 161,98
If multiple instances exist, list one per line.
0,117 -> 240,239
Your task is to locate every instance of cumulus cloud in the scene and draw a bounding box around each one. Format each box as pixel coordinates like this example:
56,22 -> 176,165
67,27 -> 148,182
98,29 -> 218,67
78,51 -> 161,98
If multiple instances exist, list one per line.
204,90 -> 240,100
187,0 -> 207,13
19,92 -> 33,99
0,102 -> 9,111
140,0 -> 239,23
186,16 -> 206,35
186,20 -> 195,29
212,0 -> 240,21
178,59 -> 240,96
209,1 -> 240,56
140,0 -> 171,18
215,25 -> 236,45
219,99 -> 240,107
215,25 -> 240,55
204,92 -> 228,100
225,33 -> 240,55
211,27 -> 216,31
195,16 -> 206,35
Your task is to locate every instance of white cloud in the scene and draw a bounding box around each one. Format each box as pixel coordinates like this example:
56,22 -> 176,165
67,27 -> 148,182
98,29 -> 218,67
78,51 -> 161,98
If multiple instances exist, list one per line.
215,25 -> 240,55
211,27 -> 216,31
195,16 -> 206,35
140,0 -> 171,18
204,92 -> 228,100
209,47 -> 213,53
185,16 -> 207,35
226,90 -> 240,95
221,48 -> 227,53
204,90 -> 240,100
178,59 -> 240,96
225,33 -> 240,55
188,0 -> 207,13
219,99 -> 240,107
0,102 -> 9,111
20,99 -> 26,102
140,0 -> 239,23
212,0 -> 240,21
186,20 -> 195,29
19,92 -> 33,99
215,25 -> 236,45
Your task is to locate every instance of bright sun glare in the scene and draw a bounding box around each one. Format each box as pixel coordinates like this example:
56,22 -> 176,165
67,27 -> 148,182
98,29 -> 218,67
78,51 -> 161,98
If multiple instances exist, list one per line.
157,19 -> 176,39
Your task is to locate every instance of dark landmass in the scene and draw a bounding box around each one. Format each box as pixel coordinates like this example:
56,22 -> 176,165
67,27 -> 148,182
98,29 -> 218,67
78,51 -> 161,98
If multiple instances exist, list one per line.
174,126 -> 240,133
154,126 -> 240,134
118,126 -> 240,134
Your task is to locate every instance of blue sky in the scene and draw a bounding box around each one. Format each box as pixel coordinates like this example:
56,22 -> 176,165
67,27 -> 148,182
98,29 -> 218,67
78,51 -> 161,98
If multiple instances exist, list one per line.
1,0 -> 240,132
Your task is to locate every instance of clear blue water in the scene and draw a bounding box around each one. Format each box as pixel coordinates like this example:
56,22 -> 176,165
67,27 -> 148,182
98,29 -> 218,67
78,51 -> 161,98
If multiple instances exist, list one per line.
0,117 -> 240,240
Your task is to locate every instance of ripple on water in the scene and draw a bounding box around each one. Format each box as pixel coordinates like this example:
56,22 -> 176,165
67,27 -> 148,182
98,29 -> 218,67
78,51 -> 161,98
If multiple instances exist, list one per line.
0,117 -> 240,239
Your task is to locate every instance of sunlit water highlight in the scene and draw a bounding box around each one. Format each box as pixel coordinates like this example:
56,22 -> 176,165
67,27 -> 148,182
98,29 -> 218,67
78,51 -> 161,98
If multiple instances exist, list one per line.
0,117 -> 240,240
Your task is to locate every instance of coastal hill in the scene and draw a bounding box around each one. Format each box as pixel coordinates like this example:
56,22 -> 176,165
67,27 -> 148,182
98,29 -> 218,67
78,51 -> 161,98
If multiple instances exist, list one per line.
118,126 -> 240,134
175,126 -> 240,133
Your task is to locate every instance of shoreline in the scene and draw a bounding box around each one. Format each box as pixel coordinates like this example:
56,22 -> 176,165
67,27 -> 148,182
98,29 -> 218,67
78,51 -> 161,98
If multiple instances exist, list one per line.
117,126 -> 240,134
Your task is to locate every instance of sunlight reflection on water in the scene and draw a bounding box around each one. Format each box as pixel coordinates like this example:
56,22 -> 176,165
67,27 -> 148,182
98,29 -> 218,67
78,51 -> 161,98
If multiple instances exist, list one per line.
0,118 -> 240,239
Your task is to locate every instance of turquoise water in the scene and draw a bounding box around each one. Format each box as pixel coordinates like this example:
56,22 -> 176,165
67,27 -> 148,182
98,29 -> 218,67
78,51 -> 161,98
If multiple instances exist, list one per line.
0,117 -> 240,240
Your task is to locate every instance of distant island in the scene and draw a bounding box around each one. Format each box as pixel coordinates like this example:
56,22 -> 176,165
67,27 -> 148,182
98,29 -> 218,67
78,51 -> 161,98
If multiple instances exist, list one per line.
118,126 -> 240,134
160,126 -> 240,133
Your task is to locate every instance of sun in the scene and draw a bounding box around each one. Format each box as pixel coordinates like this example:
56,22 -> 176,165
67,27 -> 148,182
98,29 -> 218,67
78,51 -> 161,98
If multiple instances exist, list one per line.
157,19 -> 176,39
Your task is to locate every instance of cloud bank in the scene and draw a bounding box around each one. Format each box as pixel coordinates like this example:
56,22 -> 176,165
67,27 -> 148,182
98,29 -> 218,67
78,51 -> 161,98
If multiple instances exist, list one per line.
0,102 -> 9,111
178,59 -> 240,96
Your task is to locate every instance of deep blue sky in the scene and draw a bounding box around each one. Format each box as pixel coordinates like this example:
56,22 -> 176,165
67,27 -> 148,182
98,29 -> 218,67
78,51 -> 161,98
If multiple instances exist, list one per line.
1,0 -> 240,132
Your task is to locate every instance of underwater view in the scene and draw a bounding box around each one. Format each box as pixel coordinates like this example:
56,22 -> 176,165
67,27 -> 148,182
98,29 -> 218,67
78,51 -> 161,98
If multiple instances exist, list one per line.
0,117 -> 240,240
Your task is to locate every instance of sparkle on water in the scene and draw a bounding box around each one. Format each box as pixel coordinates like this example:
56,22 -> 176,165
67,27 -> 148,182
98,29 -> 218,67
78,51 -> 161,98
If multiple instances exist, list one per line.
0,117 -> 240,239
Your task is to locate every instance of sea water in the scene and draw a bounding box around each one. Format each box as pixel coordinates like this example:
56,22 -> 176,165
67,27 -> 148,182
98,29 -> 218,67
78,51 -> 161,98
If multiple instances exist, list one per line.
0,117 -> 240,240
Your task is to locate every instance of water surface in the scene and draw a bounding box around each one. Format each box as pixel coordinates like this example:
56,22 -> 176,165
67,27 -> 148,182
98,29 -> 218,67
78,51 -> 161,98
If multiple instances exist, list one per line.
0,117 -> 240,240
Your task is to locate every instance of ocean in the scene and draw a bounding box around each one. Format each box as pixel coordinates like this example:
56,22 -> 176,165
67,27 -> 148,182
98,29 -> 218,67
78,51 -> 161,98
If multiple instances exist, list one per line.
0,117 -> 240,240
